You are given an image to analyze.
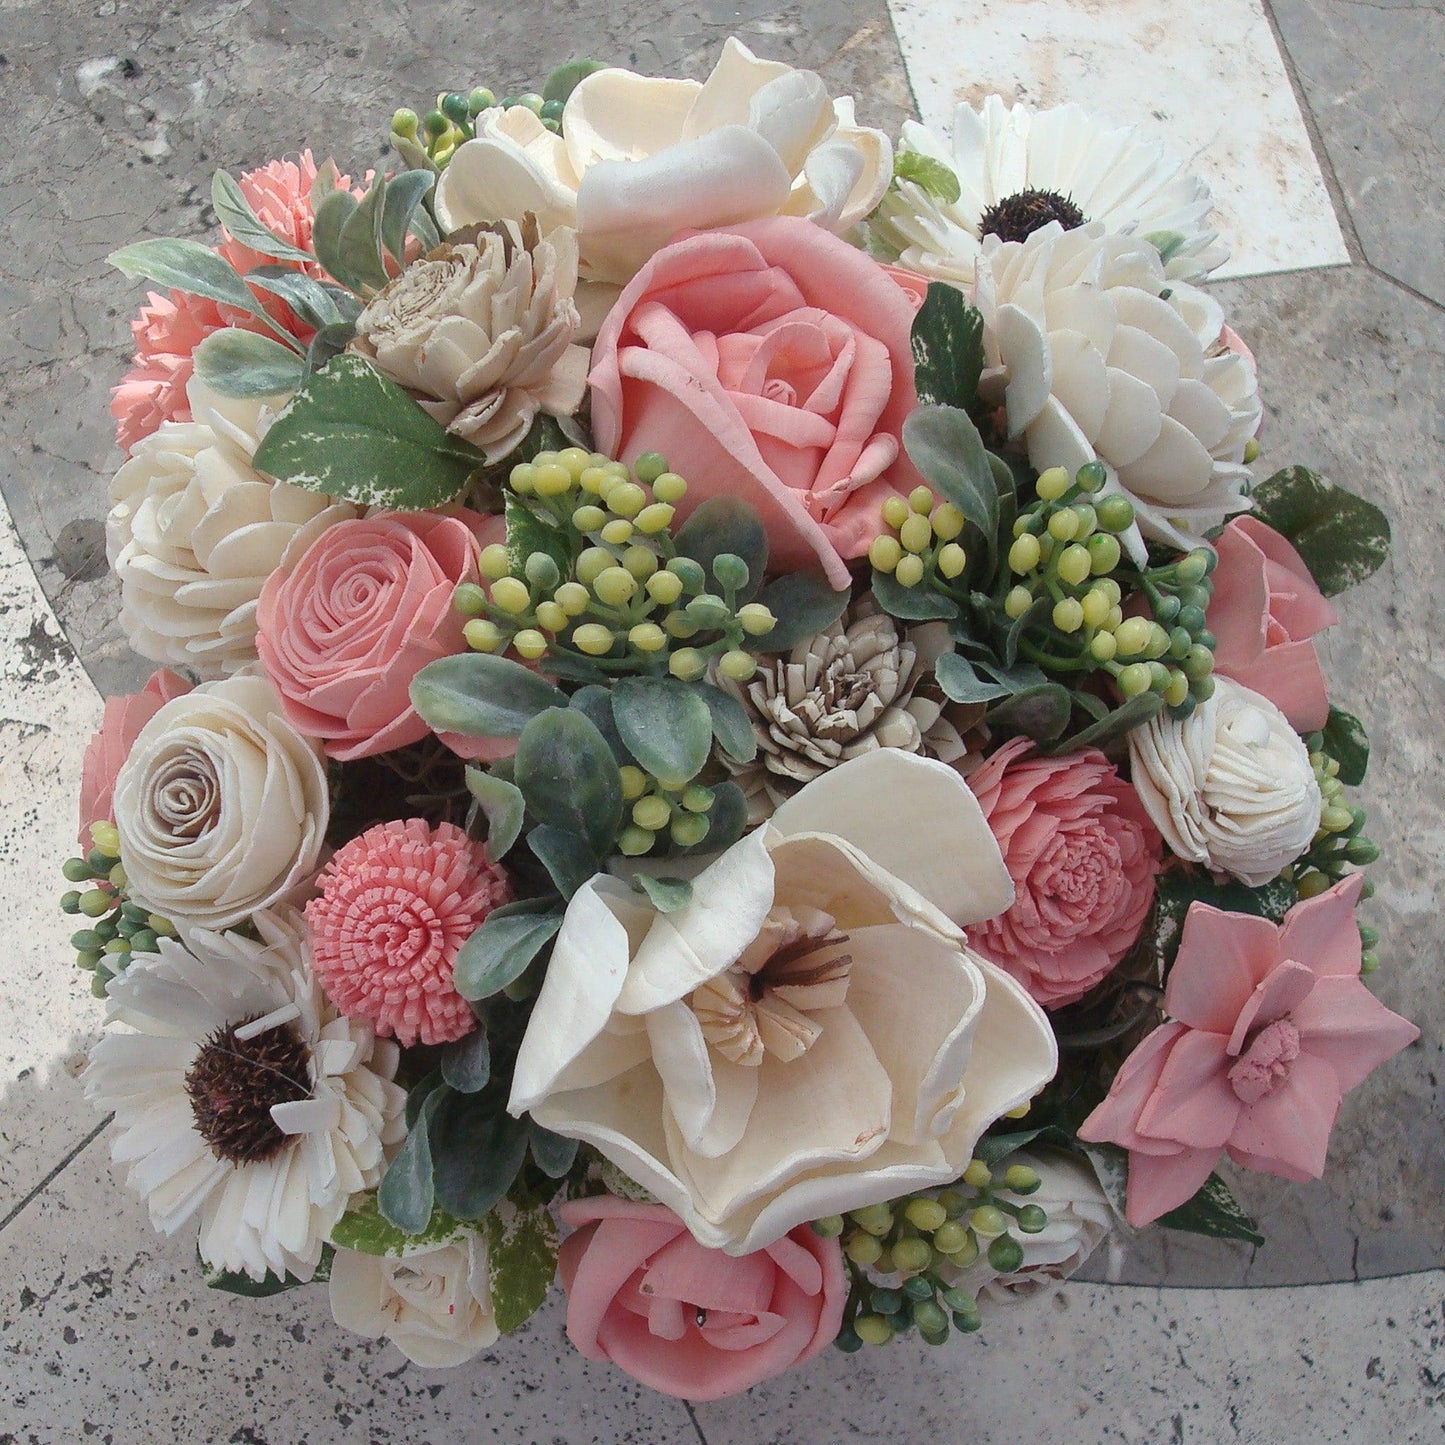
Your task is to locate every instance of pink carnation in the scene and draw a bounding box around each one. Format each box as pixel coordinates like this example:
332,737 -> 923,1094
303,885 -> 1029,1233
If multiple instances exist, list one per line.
1078,874 -> 1418,1226
257,510 -> 502,762
967,737 -> 1162,1009
77,668 -> 192,845
557,1196 -> 847,1401
216,150 -> 354,277
305,819 -> 512,1047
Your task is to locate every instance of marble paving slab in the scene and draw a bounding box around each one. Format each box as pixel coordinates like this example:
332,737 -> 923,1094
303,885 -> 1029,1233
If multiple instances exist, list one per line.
885,0 -> 1351,279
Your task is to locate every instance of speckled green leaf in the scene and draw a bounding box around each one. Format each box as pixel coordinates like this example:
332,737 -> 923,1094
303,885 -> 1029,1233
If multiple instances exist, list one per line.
485,1202 -> 558,1334
910,284 -> 984,412
331,1193 -> 470,1258
1146,870 -> 1299,978
200,1245 -> 332,1296
1158,1172 -> 1265,1247
1248,465 -> 1390,596
1321,704 -> 1370,786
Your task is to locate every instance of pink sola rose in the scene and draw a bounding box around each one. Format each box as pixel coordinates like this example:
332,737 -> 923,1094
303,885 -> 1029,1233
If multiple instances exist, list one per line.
1207,515 -> 1338,732
588,216 -> 929,591
557,1197 -> 847,1402
77,668 -> 191,846
1078,873 -> 1418,1227
305,818 -> 512,1047
256,509 -> 505,762
966,736 -> 1163,1009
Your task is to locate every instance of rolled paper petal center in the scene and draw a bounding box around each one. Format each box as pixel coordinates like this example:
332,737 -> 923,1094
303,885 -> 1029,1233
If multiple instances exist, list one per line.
148,748 -> 222,839
690,904 -> 853,1066
1228,1018 -> 1301,1104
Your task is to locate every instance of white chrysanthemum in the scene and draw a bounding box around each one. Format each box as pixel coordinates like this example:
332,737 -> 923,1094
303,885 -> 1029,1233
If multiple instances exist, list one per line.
977,221 -> 1261,560
84,910 -> 407,1283
106,376 -> 357,677
872,97 -> 1227,285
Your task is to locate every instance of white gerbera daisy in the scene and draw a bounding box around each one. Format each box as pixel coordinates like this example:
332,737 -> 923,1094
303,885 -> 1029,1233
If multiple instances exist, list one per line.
871,96 -> 1228,286
84,910 -> 407,1283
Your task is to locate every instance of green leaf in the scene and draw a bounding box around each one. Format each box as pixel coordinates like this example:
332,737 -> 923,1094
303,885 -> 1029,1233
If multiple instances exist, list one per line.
452,905 -> 563,1000
543,59 -> 608,104
441,1026 -> 491,1093
934,650 -> 1014,705
871,568 -> 960,622
528,1120 -> 580,1179
632,874 -> 694,913
378,1085 -> 446,1233
110,237 -> 262,314
337,174 -> 390,290
380,169 -> 435,265
568,686 -> 630,762
674,497 -> 768,603
191,328 -> 305,397
910,284 -> 985,413
330,1193 -> 469,1257
698,780 -> 748,853
311,189 -> 361,289
390,133 -> 439,178
752,572 -> 850,652
1248,465 -> 1391,596
1157,1171 -> 1265,1247
1145,869 -> 1300,976
211,170 -> 318,267
611,676 -> 713,789
1321,704 -> 1369,786
201,1247 -> 332,1296
1144,230 -> 1188,267
986,682 -> 1073,741
515,707 -> 624,855
1043,691 -> 1164,753
302,322 -> 356,383
903,405 -> 998,543
894,151 -> 962,205
1000,594 -> 1050,667
972,1128 -> 1048,1168
245,266 -> 356,331
505,491 -> 573,580
465,767 -> 526,861
485,1200 -> 559,1334
412,651 -> 568,738
430,1092 -> 531,1220
528,824 -> 599,900
253,353 -> 483,509
696,683 -> 759,765
1076,1141 -> 1131,1223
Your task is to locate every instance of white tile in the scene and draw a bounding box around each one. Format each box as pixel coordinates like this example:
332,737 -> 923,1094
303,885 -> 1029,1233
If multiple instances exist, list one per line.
885,0 -> 1351,279
0,503 -> 105,1216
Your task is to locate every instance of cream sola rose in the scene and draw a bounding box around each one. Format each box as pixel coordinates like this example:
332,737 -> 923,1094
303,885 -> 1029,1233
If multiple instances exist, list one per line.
870,96 -> 1228,287
508,749 -> 1058,1254
433,38 -> 891,286
975,221 -> 1262,561
84,910 -> 406,1282
112,674 -> 329,936
106,375 -> 357,677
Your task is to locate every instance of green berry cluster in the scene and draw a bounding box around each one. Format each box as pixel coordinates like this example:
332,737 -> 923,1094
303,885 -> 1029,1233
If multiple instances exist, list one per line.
817,1154 -> 1049,1351
617,768 -> 716,856
868,486 -> 968,589
392,87 -> 567,167
456,448 -> 776,680
1003,462 -> 1218,718
61,821 -> 175,995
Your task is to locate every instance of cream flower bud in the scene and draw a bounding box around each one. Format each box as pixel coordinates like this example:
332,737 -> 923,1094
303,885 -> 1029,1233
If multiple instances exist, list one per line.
105,379 -> 357,678
329,1234 -> 499,1367
1128,676 -> 1321,887
351,220 -> 589,463
112,674 -> 329,935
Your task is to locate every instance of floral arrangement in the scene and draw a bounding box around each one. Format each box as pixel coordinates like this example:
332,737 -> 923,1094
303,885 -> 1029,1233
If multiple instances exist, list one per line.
65,42 -> 1418,1399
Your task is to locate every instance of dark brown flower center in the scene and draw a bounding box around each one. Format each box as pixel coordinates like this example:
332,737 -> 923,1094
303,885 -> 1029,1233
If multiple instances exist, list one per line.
184,1016 -> 313,1164
980,188 -> 1088,244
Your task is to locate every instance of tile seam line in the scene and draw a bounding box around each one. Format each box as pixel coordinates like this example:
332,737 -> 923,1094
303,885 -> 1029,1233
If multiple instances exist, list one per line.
0,1114 -> 111,1236
682,1399 -> 710,1445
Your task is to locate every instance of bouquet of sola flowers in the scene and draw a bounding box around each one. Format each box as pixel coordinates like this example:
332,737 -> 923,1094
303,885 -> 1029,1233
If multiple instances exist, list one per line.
65,39 -> 1418,1397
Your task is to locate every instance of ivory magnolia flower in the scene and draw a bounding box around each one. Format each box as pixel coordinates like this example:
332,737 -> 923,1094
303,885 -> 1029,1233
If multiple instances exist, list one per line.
976,222 -> 1261,561
509,749 -> 1057,1254
330,1234 -> 499,1366
106,376 -> 357,676
1128,677 -> 1321,887
434,38 -> 891,285
113,674 -> 330,935
84,910 -> 406,1282
872,97 -> 1228,287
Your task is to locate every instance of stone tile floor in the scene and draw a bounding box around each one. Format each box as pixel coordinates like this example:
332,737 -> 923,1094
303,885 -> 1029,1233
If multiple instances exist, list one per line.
0,1 -> 1440,1439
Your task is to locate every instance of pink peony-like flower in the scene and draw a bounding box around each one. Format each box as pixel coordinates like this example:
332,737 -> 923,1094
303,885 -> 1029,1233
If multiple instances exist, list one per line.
305,818 -> 512,1047
557,1196 -> 847,1402
256,510 -> 503,762
77,668 -> 192,845
1078,874 -> 1418,1226
588,217 -> 928,590
966,737 -> 1163,1009
216,150 -> 354,277
1207,516 -> 1338,732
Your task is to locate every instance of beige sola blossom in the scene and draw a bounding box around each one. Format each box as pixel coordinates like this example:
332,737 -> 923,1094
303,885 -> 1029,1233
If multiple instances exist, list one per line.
717,600 -> 986,823
351,218 -> 590,463
509,749 -> 1057,1255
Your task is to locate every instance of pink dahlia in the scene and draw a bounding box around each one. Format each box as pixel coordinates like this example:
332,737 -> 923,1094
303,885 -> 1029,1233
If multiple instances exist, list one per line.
305,819 -> 512,1047
967,737 -> 1163,1009
1078,874 -> 1418,1226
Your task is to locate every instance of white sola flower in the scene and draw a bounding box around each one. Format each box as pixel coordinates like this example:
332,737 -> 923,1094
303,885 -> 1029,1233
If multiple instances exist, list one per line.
871,97 -> 1228,285
977,221 -> 1261,560
84,910 -> 407,1283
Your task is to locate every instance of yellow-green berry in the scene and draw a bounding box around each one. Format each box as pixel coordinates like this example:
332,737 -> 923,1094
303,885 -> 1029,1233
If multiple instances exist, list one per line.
1003,1164 -> 1041,1194
937,542 -> 967,579
632,795 -> 672,831
479,543 -> 512,580
970,1205 -> 1008,1237
1004,585 -> 1033,620
670,812 -> 709,848
618,825 -> 654,857
628,622 -> 667,653
1036,466 -> 1071,501
572,503 -> 607,532
932,503 -> 965,541
904,1198 -> 948,1232
490,577 -> 531,614
573,623 -> 615,656
881,495 -> 911,530
464,619 -> 503,652
619,765 -> 648,800
607,482 -> 647,519
577,547 -> 613,586
718,650 -> 757,683
635,502 -> 675,535
1047,509 -> 1080,543
557,446 -> 591,478
895,554 -> 926,588
1089,630 -> 1118,662
579,465 -> 610,495
846,1233 -> 885,1267
650,471 -> 687,503
1053,597 -> 1085,633
1114,616 -> 1154,657
509,462 -> 537,494
962,1159 -> 992,1189
534,600 -> 568,633
1118,661 -> 1153,697
1058,543 -> 1092,587
453,582 -> 488,617
632,452 -> 669,485
669,648 -> 707,681
737,603 -> 777,636
681,784 -> 715,813
533,462 -> 572,497
1009,534 -> 1041,574
855,1314 -> 893,1346
593,566 -> 638,607
513,629 -> 548,660
645,570 -> 684,606
554,581 -> 591,616
601,518 -> 634,546
869,534 -> 904,573
900,513 -> 932,553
